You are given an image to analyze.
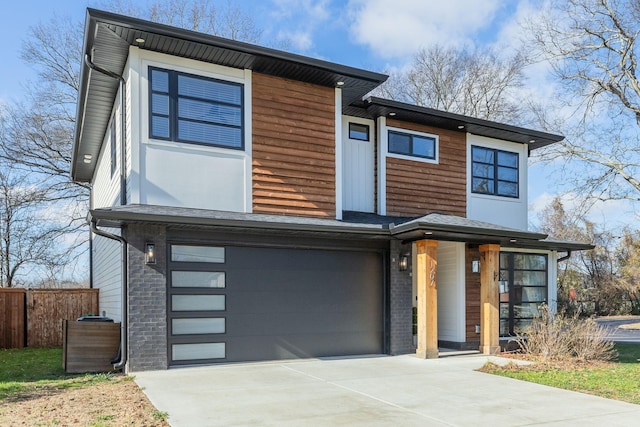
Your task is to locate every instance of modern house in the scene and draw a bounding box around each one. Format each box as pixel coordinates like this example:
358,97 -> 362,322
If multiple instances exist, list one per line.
73,8 -> 592,372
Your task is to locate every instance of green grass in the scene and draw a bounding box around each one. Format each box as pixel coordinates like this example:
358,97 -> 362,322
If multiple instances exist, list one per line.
481,343 -> 640,405
0,347 -> 113,400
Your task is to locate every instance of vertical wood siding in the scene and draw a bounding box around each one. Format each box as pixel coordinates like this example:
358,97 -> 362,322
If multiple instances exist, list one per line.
385,119 -> 466,217
252,73 -> 336,217
0,289 -> 26,349
465,245 -> 481,343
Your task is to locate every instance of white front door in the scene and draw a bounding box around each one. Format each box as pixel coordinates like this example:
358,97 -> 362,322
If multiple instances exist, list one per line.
342,116 -> 375,212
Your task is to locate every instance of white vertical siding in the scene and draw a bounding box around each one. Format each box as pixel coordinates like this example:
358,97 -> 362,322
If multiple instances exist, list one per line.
466,134 -> 529,230
437,241 -> 466,342
92,230 -> 122,322
342,116 -> 375,213
91,87 -> 123,209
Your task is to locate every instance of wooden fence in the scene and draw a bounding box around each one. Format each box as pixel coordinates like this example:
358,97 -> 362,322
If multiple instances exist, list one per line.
0,288 -> 99,349
0,289 -> 26,349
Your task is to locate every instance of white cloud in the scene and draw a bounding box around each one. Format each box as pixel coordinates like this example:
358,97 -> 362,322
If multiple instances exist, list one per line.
346,0 -> 503,59
278,29 -> 314,51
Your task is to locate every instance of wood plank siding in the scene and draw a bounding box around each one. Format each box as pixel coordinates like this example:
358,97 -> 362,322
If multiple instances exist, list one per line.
385,119 -> 466,217
252,73 -> 336,217
465,245 -> 481,343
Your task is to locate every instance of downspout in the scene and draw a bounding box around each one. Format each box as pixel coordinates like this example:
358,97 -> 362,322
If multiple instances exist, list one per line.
90,216 -> 128,370
84,53 -> 128,369
557,251 -> 572,262
84,54 -> 127,205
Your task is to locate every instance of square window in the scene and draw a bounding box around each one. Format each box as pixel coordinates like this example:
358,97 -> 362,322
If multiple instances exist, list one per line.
471,146 -> 519,198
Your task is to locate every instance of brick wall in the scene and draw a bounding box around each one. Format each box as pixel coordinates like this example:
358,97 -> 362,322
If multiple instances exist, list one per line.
389,240 -> 414,355
125,224 -> 168,371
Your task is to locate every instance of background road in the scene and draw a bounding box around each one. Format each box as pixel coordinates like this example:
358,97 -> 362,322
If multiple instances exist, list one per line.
595,316 -> 640,343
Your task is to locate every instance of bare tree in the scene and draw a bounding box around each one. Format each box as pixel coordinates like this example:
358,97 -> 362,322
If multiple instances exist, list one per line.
104,0 -> 263,42
374,44 -> 527,123
525,0 -> 640,203
0,1 -> 264,286
0,171 -> 73,287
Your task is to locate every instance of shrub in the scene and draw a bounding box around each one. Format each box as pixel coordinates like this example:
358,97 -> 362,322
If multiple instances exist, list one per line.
513,305 -> 617,362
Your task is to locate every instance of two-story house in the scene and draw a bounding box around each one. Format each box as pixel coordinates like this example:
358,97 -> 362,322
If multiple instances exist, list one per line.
73,9 -> 592,372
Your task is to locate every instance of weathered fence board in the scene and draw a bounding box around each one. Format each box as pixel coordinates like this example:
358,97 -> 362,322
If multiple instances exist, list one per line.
26,289 -> 99,347
0,289 -> 26,349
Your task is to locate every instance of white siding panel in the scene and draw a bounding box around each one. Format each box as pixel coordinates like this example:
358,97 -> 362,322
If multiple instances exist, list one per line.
91,88 -> 123,209
466,134 -> 529,230
342,116 -> 375,212
141,144 -> 246,211
437,241 -> 465,342
92,229 -> 122,322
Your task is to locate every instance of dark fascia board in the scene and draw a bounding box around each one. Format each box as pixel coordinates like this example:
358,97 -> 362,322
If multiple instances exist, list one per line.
389,220 -> 548,242
72,8 -> 388,182
364,97 -> 564,149
89,207 -> 389,237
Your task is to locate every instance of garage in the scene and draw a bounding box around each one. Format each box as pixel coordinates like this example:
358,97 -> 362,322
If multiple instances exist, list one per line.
167,242 -> 385,365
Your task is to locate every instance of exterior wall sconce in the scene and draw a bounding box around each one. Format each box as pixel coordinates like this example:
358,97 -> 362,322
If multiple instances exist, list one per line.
472,259 -> 480,273
399,254 -> 409,271
145,242 -> 156,264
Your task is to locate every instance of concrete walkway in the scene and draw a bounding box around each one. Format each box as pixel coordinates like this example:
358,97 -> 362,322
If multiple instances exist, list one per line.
135,354 -> 640,426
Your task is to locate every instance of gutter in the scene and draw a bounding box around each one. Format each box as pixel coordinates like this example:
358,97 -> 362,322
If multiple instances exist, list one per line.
557,251 -> 572,262
90,215 -> 128,371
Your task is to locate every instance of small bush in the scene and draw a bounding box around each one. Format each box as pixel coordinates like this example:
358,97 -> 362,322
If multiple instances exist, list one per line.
513,305 -> 617,362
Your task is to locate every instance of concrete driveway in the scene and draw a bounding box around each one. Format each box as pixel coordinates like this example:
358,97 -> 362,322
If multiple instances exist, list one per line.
135,354 -> 640,426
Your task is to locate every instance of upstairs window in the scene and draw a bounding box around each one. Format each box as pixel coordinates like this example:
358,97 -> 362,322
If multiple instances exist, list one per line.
471,146 -> 519,198
149,67 -> 244,149
349,122 -> 370,141
388,130 -> 437,160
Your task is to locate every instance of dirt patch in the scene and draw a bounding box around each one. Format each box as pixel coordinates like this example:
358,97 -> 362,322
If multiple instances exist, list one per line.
0,376 -> 169,426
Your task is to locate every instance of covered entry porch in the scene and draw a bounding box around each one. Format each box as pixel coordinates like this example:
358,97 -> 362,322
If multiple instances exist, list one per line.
389,213 -> 591,358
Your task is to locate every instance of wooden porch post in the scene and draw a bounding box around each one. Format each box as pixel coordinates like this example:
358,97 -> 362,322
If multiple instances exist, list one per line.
479,244 -> 501,355
416,240 -> 438,359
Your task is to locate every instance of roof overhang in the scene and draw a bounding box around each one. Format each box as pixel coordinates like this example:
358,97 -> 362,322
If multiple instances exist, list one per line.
89,206 -> 593,252
72,8 -> 388,182
388,213 -> 593,252
89,205 -> 389,239
356,97 -> 564,149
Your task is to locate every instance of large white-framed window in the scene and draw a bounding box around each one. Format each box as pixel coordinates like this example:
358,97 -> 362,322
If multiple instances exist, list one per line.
386,127 -> 438,163
471,145 -> 519,198
149,67 -> 244,150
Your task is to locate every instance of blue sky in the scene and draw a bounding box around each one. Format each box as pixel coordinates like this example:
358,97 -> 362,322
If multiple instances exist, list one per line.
0,0 -> 634,232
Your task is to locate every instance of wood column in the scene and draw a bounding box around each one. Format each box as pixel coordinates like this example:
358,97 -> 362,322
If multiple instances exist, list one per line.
479,244 -> 501,355
416,240 -> 438,359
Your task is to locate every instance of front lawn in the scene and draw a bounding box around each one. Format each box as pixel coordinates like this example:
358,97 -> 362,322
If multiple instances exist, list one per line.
0,347 -> 168,426
480,343 -> 640,405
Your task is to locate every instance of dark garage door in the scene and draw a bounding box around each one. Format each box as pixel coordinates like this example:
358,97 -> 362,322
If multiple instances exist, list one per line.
168,244 -> 384,365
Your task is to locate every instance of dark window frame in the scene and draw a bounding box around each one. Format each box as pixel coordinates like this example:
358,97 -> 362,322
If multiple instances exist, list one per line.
148,66 -> 245,150
499,252 -> 548,337
110,116 -> 117,178
348,122 -> 370,141
471,145 -> 519,198
387,129 -> 437,161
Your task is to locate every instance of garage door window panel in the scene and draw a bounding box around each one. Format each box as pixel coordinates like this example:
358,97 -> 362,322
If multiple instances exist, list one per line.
171,271 -> 225,288
171,245 -> 225,263
172,343 -> 225,361
171,294 -> 225,311
172,318 -> 226,335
